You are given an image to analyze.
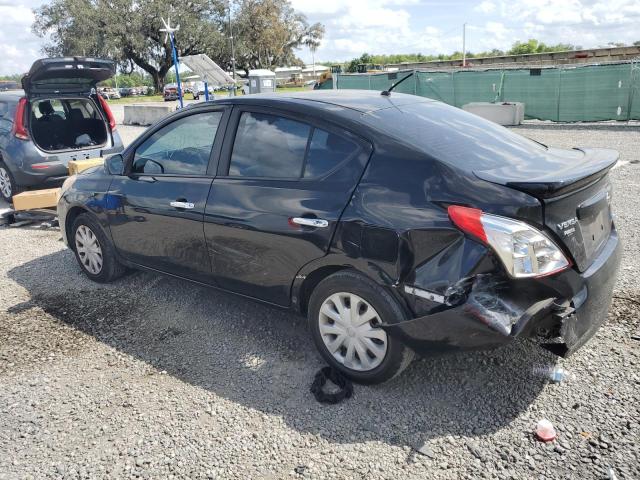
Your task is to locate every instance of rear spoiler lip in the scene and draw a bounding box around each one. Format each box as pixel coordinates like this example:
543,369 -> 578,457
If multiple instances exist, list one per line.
474,148 -> 619,199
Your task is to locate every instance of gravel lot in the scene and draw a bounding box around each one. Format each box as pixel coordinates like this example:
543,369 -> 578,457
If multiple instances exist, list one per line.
0,125 -> 639,479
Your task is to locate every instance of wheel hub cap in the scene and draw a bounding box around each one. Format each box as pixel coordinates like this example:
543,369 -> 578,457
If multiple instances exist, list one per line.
0,167 -> 11,198
318,292 -> 388,372
74,225 -> 103,275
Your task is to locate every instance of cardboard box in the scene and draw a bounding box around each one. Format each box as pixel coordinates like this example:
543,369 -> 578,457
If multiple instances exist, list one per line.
12,188 -> 61,211
68,157 -> 104,175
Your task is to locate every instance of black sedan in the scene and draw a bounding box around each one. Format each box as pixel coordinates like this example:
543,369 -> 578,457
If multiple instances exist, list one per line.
57,91 -> 621,384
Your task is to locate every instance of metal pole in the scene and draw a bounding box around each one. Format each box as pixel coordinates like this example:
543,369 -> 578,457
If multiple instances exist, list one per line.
462,23 -> 466,67
229,0 -> 237,96
204,81 -> 209,101
169,32 -> 184,109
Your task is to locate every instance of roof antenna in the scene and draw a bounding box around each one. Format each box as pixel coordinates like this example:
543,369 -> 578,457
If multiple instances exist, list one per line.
381,71 -> 415,96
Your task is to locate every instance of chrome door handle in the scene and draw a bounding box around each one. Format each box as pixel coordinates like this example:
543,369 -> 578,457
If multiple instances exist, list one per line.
291,217 -> 329,228
170,201 -> 195,209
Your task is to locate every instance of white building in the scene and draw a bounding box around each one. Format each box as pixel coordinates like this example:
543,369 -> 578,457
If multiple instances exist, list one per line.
301,64 -> 329,81
275,67 -> 302,85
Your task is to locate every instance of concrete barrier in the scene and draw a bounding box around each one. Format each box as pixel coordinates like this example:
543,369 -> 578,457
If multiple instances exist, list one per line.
123,104 -> 176,126
462,102 -> 525,126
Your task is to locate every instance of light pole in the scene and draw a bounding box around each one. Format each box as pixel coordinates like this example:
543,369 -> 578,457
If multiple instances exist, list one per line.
228,0 -> 237,96
462,23 -> 467,67
160,16 -> 184,108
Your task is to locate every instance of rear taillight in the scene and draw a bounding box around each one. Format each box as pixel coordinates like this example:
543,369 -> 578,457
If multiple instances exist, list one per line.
11,97 -> 29,140
98,95 -> 117,131
448,205 -> 570,278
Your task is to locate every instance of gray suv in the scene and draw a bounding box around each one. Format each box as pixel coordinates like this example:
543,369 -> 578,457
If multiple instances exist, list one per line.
0,57 -> 123,202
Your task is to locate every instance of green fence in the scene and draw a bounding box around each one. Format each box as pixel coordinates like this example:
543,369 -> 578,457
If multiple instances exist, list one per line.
327,62 -> 640,122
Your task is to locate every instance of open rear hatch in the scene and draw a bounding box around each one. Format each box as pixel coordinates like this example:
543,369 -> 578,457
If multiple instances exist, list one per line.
475,147 -> 618,272
22,57 -> 115,96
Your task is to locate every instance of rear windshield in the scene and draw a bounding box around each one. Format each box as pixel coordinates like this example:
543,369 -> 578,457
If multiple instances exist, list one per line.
363,101 -> 549,170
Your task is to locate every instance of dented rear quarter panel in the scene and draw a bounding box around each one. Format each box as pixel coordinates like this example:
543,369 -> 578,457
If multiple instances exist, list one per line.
323,132 -> 545,318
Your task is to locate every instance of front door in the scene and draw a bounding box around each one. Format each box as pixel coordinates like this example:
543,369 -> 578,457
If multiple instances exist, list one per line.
204,107 -> 371,305
108,108 -> 226,283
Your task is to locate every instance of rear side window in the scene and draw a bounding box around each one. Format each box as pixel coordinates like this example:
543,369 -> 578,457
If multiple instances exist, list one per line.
304,129 -> 359,178
229,112 -> 359,179
132,111 -> 222,175
230,112 -> 310,178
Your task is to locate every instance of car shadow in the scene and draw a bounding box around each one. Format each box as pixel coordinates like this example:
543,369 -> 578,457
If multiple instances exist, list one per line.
7,248 -> 558,455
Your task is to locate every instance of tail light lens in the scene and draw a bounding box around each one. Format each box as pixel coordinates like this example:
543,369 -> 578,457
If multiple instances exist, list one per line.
448,205 -> 570,278
11,97 -> 29,140
98,95 -> 117,131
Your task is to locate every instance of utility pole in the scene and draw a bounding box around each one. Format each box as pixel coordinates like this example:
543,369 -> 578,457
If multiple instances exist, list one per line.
462,23 -> 467,67
228,0 -> 237,96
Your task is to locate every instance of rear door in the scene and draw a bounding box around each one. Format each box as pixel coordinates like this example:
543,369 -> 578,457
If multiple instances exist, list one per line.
204,106 -> 372,306
108,107 -> 229,283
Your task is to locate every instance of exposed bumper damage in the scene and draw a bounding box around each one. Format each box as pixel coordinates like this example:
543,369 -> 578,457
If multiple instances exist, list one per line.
383,229 -> 621,357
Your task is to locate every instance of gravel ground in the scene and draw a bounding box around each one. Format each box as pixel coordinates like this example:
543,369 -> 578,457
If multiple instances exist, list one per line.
0,125 -> 639,479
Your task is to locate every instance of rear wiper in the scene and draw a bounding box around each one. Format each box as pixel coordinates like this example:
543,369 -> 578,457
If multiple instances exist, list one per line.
381,72 -> 415,96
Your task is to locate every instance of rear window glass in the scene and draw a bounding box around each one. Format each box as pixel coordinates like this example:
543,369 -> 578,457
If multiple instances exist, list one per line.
363,102 -> 548,171
229,112 -> 310,178
304,129 -> 359,178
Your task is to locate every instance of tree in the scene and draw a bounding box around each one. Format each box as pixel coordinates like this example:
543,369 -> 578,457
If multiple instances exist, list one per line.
223,0 -> 324,76
33,0 -> 323,90
33,0 -> 227,92
508,39 -> 575,55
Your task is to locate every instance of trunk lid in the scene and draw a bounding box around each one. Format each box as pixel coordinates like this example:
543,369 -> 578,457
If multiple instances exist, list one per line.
22,57 -> 115,97
475,147 -> 618,272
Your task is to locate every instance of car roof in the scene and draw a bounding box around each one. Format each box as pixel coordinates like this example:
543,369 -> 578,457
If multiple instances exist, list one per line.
218,90 -> 435,114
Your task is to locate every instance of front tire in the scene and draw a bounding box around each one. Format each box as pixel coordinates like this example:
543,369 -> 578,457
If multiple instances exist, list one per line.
0,161 -> 21,203
308,270 -> 414,384
71,213 -> 125,283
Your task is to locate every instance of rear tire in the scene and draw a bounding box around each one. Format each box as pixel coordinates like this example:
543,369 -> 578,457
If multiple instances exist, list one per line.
0,161 -> 21,203
308,270 -> 414,384
71,213 -> 126,283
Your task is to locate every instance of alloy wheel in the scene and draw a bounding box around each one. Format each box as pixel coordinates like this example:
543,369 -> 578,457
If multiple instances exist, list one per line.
0,167 -> 12,199
75,225 -> 103,275
318,292 -> 388,372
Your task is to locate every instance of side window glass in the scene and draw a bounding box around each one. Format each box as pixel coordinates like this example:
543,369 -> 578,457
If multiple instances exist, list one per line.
303,129 -> 359,178
132,111 -> 222,175
229,112 -> 310,178
0,102 -> 7,117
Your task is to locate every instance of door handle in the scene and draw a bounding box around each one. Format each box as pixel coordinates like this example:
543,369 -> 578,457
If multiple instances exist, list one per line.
170,201 -> 195,209
291,217 -> 329,228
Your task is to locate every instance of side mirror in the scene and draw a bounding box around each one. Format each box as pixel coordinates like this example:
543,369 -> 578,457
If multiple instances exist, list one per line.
105,154 -> 124,175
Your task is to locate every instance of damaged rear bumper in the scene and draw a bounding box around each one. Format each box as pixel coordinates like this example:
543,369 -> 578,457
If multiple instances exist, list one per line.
383,230 -> 621,357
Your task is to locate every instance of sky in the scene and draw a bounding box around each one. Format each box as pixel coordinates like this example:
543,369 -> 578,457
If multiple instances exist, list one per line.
2,0 -> 640,75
